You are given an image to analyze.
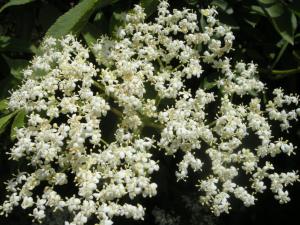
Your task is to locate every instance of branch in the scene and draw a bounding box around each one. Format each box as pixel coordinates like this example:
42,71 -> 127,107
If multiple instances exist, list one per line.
260,67 -> 300,80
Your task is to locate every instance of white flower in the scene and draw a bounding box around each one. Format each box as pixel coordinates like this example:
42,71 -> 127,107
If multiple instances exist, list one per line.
1,1 -> 299,224
21,196 -> 34,209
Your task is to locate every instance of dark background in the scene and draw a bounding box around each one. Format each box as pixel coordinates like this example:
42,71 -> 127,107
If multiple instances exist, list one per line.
0,0 -> 300,225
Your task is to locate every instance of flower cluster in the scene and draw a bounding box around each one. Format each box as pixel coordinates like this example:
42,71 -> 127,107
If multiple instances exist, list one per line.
1,0 -> 300,224
2,36 -> 158,225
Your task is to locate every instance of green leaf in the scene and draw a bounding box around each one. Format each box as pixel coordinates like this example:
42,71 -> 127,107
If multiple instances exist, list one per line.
2,55 -> 29,80
250,5 -> 267,16
10,109 -> 25,140
272,11 -> 297,44
0,0 -> 35,13
258,0 -> 276,3
258,0 -> 297,44
258,0 -> 284,18
0,99 -> 8,111
202,78 -> 217,90
272,39 -> 289,68
292,50 -> 300,62
212,0 -> 229,10
200,72 -> 220,90
141,0 -> 159,18
267,4 -> 284,17
295,33 -> 300,39
46,0 -> 117,38
82,23 -> 101,49
0,36 -> 37,53
289,1 -> 300,16
0,112 -> 16,135
211,0 -> 233,14
184,0 -> 198,6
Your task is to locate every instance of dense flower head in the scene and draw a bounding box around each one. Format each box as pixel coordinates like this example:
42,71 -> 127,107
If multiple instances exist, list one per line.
1,0 -> 300,224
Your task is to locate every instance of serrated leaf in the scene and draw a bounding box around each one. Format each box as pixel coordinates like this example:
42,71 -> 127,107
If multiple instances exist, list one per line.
0,0 -> 35,13
0,36 -> 37,53
10,109 -> 25,140
0,99 -> 8,111
46,0 -> 116,38
0,112 -> 16,135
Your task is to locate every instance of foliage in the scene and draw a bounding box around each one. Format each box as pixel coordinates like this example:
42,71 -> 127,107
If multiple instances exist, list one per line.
0,0 -> 300,225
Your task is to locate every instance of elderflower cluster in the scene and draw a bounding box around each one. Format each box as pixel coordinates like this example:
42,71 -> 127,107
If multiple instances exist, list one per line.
1,35 -> 158,225
1,0 -> 300,224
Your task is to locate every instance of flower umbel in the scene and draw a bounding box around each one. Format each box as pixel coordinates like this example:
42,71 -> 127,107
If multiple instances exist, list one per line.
1,1 -> 300,224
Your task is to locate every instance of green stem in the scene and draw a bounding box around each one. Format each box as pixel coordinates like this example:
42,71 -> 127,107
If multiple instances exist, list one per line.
208,120 -> 216,128
143,120 -> 164,130
100,138 -> 109,146
260,68 -> 300,80
271,40 -> 288,69
157,58 -> 164,68
271,68 -> 300,75
93,81 -> 105,92
155,95 -> 161,107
